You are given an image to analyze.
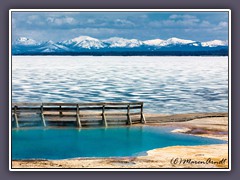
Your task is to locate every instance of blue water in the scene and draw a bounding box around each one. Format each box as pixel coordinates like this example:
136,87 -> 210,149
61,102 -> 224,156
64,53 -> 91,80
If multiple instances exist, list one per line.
12,56 -> 228,114
12,126 -> 226,160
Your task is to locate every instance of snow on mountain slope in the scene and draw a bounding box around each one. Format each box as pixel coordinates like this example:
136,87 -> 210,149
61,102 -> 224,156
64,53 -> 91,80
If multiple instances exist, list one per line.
103,37 -> 143,48
38,41 -> 70,52
160,37 -> 195,46
61,36 -> 105,49
14,37 -> 38,46
143,39 -> 164,46
201,40 -> 228,47
143,37 -> 195,47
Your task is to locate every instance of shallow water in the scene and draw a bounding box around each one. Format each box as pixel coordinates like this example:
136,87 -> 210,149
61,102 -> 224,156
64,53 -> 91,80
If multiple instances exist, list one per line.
12,56 -> 228,114
12,126 -> 226,160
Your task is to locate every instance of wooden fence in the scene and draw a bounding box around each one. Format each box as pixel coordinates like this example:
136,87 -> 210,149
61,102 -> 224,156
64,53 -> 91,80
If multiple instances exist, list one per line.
11,102 -> 146,128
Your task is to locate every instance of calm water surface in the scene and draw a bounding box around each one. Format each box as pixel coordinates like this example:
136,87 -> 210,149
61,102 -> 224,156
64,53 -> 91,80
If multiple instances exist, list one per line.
12,126 -> 226,160
12,56 -> 228,114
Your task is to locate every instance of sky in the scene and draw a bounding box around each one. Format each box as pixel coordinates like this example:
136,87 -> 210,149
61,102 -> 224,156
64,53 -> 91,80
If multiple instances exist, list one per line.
11,11 -> 229,42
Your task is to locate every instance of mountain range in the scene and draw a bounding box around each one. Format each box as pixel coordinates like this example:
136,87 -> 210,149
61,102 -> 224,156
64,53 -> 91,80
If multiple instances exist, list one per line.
12,36 -> 228,56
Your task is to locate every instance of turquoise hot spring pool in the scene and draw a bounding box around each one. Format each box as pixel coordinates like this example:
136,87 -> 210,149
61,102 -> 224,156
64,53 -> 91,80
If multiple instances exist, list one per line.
12,126 -> 226,160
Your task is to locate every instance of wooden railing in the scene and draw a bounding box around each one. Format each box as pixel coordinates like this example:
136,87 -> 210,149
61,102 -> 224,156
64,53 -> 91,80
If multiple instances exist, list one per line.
11,102 -> 146,128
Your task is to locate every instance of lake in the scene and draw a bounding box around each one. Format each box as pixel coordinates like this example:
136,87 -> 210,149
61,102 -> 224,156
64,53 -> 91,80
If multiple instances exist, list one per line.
12,56 -> 228,114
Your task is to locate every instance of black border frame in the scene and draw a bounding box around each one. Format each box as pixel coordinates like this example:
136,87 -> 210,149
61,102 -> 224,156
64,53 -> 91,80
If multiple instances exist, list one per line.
1,0 -> 240,179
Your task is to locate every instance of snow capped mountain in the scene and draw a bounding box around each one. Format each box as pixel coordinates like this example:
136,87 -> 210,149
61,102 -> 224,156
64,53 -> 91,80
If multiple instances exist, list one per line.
12,36 -> 228,55
161,37 -> 195,46
61,36 -> 105,49
143,37 -> 195,47
143,39 -> 164,46
38,41 -> 70,52
103,37 -> 143,48
201,40 -> 228,47
14,37 -> 38,46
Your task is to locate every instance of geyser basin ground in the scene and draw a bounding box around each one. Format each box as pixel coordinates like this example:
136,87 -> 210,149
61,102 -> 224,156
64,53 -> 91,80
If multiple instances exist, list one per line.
12,126 -> 226,160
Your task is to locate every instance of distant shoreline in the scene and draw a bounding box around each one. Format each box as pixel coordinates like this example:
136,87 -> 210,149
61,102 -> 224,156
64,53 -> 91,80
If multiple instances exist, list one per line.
12,50 -> 228,56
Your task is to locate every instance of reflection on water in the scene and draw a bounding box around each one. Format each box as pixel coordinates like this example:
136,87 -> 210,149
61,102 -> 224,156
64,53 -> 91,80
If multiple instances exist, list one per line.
12,56 -> 228,114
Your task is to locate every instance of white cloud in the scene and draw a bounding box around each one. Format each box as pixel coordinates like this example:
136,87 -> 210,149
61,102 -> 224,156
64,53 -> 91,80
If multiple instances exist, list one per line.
150,18 -> 200,28
47,17 -> 77,26
176,18 -> 200,25
28,15 -> 39,21
26,15 -> 40,25
209,21 -> 228,31
150,14 -> 201,28
182,15 -> 197,19
169,14 -> 179,19
26,15 -> 46,26
218,21 -> 228,27
169,14 -> 197,19
114,19 -> 135,27
200,20 -> 211,27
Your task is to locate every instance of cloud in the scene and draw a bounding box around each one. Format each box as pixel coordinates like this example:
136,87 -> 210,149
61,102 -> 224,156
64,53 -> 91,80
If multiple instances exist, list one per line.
47,16 -> 77,26
16,14 -> 78,28
200,20 -> 211,27
149,14 -> 202,28
26,15 -> 46,26
114,19 -> 136,27
169,14 -> 178,19
85,18 -> 108,27
140,14 -> 148,19
149,19 -> 200,28
148,13 -> 228,41
218,21 -> 228,28
169,14 -> 197,19
27,15 -> 39,21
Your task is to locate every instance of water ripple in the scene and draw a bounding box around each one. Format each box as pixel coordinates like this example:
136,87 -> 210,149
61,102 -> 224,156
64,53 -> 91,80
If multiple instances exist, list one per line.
12,56 -> 228,114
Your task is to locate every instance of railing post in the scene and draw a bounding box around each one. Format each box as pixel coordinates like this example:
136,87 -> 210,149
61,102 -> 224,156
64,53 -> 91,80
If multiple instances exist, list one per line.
14,106 -> 19,128
127,104 -> 132,125
76,104 -> 81,128
41,104 -> 46,127
59,105 -> 63,116
140,103 -> 146,124
102,104 -> 108,127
